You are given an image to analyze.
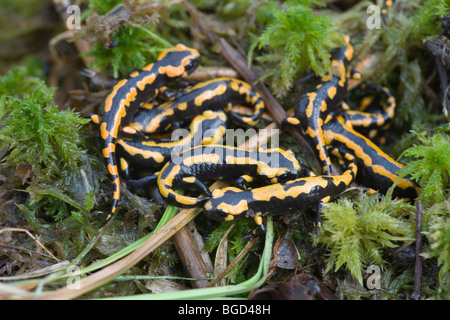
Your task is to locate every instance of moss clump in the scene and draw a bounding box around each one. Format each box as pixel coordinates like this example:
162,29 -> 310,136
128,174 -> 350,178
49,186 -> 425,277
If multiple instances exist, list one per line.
249,0 -> 339,97
399,131 -> 450,205
423,200 -> 450,296
0,81 -> 89,180
314,193 -> 416,285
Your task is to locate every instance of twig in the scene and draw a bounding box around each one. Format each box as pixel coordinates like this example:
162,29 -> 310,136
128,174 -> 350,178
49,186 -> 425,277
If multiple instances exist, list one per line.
0,227 -> 59,262
173,221 -> 212,288
411,200 -> 423,300
0,261 -> 70,281
205,236 -> 259,288
38,207 -> 202,300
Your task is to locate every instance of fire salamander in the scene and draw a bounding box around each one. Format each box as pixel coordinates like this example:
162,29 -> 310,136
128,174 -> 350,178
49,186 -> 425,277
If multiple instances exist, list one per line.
157,145 -> 314,208
128,77 -> 265,134
284,36 -> 355,176
342,84 -> 396,132
202,152 -> 358,234
117,111 -> 227,188
339,83 -> 396,145
323,114 -> 419,200
99,44 -> 200,223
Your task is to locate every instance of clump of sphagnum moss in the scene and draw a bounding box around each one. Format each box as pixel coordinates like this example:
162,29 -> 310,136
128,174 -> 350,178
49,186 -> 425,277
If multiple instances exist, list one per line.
313,193 -> 416,285
422,200 -> 450,293
248,0 -> 340,97
0,81 -> 89,180
0,66 -> 101,231
399,131 -> 450,295
398,131 -> 450,206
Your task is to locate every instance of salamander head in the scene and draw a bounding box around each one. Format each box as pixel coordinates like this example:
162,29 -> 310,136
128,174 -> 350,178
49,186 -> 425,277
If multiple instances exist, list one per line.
156,44 -> 200,78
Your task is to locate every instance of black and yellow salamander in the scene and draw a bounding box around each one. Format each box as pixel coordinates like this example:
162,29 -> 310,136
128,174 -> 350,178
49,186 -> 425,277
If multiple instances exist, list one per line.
117,111 -> 227,186
342,84 -> 396,132
284,36 -> 355,176
157,145 -> 314,208
128,77 -> 265,134
323,114 -> 419,200
99,44 -> 200,223
202,152 -> 358,234
339,83 -> 396,145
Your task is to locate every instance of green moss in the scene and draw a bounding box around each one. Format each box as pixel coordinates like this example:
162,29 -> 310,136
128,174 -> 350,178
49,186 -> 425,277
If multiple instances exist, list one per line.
249,0 -> 339,97
86,0 -> 123,16
0,82 -> 89,180
399,132 -> 450,205
86,25 -> 167,79
407,0 -> 449,41
314,193 -> 416,285
204,218 -> 260,284
423,201 -> 450,289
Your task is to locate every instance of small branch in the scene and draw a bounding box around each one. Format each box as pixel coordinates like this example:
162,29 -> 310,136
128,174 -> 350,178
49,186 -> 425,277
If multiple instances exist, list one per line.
205,236 -> 259,288
218,38 -> 316,160
173,221 -> 211,288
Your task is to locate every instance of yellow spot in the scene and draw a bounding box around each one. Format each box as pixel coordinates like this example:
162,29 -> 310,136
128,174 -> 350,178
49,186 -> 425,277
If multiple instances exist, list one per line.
217,199 -> 249,216
183,176 -> 196,184
178,102 -> 188,110
305,92 -> 317,118
230,81 -> 240,92
91,114 -> 101,124
287,117 -> 300,126
159,65 -> 184,78
122,126 -> 137,134
100,123 -> 109,139
104,79 -> 127,112
306,127 -> 317,138
107,163 -> 118,176
194,84 -> 227,106
142,63 -> 154,71
102,143 -> 115,158
327,86 -> 337,100
120,158 -> 129,171
136,73 -> 156,91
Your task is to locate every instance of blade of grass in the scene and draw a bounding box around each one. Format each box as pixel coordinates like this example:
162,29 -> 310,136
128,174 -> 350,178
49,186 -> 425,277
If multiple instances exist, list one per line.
102,216 -> 274,300
38,206 -> 201,300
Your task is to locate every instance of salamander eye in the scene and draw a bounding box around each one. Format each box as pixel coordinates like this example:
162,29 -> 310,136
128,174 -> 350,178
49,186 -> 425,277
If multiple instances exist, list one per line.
215,209 -> 229,219
277,172 -> 291,182
184,59 -> 197,73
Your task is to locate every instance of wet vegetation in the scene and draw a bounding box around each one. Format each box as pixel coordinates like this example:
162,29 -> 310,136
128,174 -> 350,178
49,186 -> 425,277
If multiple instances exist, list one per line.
0,0 -> 449,300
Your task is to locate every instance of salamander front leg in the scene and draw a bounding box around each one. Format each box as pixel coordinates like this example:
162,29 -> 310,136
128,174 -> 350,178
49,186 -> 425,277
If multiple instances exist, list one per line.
235,175 -> 254,190
244,211 -> 266,239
